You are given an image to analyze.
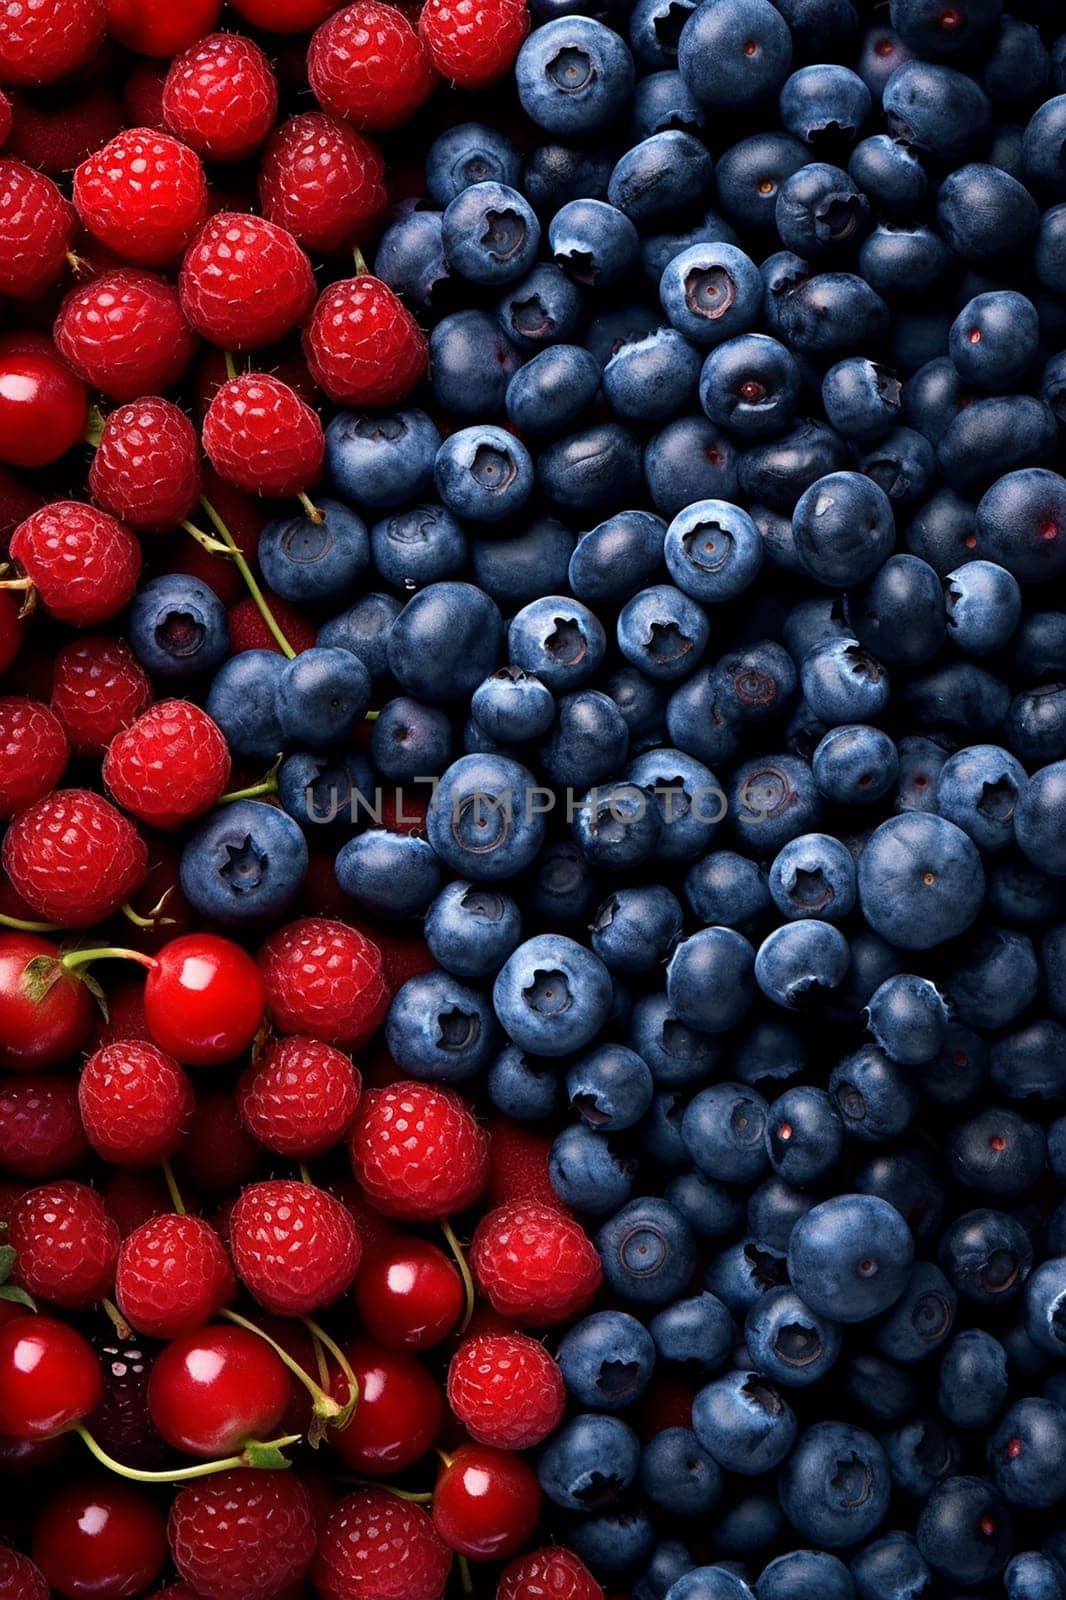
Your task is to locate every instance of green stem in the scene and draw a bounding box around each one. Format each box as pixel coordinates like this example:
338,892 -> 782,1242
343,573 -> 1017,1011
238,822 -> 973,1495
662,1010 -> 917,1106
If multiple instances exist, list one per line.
224,350 -> 237,382
297,492 -> 324,524
221,1309 -> 343,1427
101,1298 -> 131,1340
220,772 -> 279,804
120,891 -> 175,931
458,1555 -> 474,1595
302,1318 -> 359,1431
352,247 -> 369,275
161,1160 -> 186,1216
0,911 -> 61,932
199,497 -> 296,660
60,947 -> 155,974
75,1426 -> 301,1482
440,1219 -> 476,1335
298,1163 -> 312,1185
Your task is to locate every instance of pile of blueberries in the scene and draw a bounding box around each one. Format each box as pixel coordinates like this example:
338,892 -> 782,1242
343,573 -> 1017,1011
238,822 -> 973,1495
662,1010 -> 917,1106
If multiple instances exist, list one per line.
124,0 -> 1066,1594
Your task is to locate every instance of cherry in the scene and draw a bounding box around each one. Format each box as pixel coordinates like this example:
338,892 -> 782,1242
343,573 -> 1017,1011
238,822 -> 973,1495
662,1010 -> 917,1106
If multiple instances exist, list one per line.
147,1323 -> 290,1459
328,1340 -> 443,1474
0,1316 -> 103,1440
0,351 -> 88,469
354,1239 -> 465,1350
0,933 -> 94,1073
433,1444 -> 543,1561
143,935 -> 266,1066
33,1480 -> 166,1599
105,0 -> 223,55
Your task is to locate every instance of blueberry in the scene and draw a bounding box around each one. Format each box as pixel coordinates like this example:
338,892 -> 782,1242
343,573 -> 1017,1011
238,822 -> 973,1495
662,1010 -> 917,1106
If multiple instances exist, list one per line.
716,132 -> 808,234
516,17 -> 636,136
705,1236 -> 788,1314
678,0 -> 793,111
789,1194 -> 914,1323
768,832 -> 856,922
779,63 -> 871,147
683,1082 -> 769,1183
865,973 -> 949,1064
274,646 -> 371,750
425,122 -> 522,207
434,425 -> 533,524
660,243 -> 764,347
778,1421 -> 891,1547
975,468 -> 1066,583
537,1412 -> 641,1510
857,813 -> 985,950
940,1208 -> 1033,1306
471,667 -> 556,744
664,500 -> 764,603
849,1532 -> 931,1600
180,800 -> 307,928
764,1085 -> 843,1183
556,1310 -> 657,1411
506,344 -> 602,439
597,1196 -> 697,1305
729,752 -> 821,855
487,1044 -> 562,1120
539,421 -> 644,514
882,1414 -> 960,1498
542,690 -> 630,789
775,161 -> 870,257
604,329 -> 702,424
640,1427 -> 723,1516
493,933 -> 612,1056
496,262 -> 586,350
629,992 -> 721,1088
566,1510 -> 655,1575
758,1550 -> 855,1600
129,574 -> 229,678
851,554 -> 946,667
373,204 -> 449,307
692,1370 -> 797,1475
754,920 -> 851,1009
667,931 -> 756,1034
950,292 -> 1040,394
550,1122 -> 636,1216
649,1289 -> 733,1371
384,970 -> 497,1083
206,650 -> 285,762
666,1568 -> 757,1600
990,1398 -> 1066,1508
1016,761 -> 1066,877
849,134 -> 927,217
813,725 -> 899,807
608,130 -> 714,224
427,753 -> 546,880
684,850 -> 770,932
883,62 -> 990,164
549,197 -> 640,286
277,750 -> 373,832
388,583 -> 503,704
566,1043 -> 654,1133
916,1476 -> 1013,1586
670,1173 -> 746,1242
569,510 -> 667,606
830,1045 -> 918,1144
646,416 -> 740,517
822,358 -> 901,442
744,1284 -> 842,1386
318,592 -> 401,682
699,333 -> 801,438
441,181 -> 540,285
874,1260 -> 957,1366
937,161 -> 1038,262
258,498 -> 369,605
471,517 -> 576,608
334,829 -> 441,919
429,309 -> 521,419
793,472 -> 896,589
324,409 -> 439,513
1004,1552 -> 1066,1600
591,886 -> 683,978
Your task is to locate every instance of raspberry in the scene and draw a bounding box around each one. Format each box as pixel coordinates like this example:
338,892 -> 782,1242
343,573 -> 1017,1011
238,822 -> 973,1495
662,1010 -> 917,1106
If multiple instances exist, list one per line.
350,1082 -> 489,1221
89,1326 -> 169,1469
2,787 -> 148,927
163,34 -> 278,161
169,1470 -> 316,1600
78,1040 -> 194,1167
228,592 -> 318,654
0,1546 -> 49,1600
10,1180 -> 120,1309
202,373 -> 324,500
497,1548 -> 603,1600
0,158 -> 74,299
54,268 -> 198,401
485,1117 -> 560,1210
0,0 -> 106,86
471,1202 -> 602,1326
419,0 -> 528,87
446,1332 -> 565,1450
50,636 -> 152,756
258,112 -> 386,254
309,1 -> 436,130
7,83 -> 123,172
230,1178 -> 363,1316
259,917 -> 388,1045
303,275 -> 427,406
103,701 -> 231,831
73,128 -> 208,268
0,697 -> 68,818
313,1489 -> 452,1600
89,397 -> 201,534
238,1035 -> 361,1158
106,0 -> 223,57
175,1087 -> 263,1194
9,502 -> 141,627
179,213 -> 316,350
0,1073 -> 88,1179
115,1212 -> 236,1339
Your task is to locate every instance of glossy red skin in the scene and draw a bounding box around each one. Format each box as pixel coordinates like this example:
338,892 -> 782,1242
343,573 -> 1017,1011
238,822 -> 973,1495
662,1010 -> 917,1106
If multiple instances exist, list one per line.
354,1239 -> 464,1349
0,1316 -> 103,1440
33,1480 -> 166,1600
147,1324 -> 289,1458
105,0 -> 223,55
329,1340 -> 442,1473
0,353 -> 87,469
143,935 -> 266,1066
0,933 -> 94,1073
433,1444 -> 543,1560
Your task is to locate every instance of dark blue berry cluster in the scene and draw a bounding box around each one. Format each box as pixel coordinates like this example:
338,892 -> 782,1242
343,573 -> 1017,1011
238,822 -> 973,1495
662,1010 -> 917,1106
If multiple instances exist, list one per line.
123,0 -> 1066,1595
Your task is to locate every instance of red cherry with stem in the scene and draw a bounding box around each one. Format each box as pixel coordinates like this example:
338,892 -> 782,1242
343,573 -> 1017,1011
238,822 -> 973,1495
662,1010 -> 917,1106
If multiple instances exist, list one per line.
0,352 -> 87,469
147,1324 -> 290,1459
105,0 -> 223,56
354,1239 -> 464,1350
432,1444 -> 542,1561
142,934 -> 266,1065
0,933 -> 93,1073
33,1479 -> 167,1600
0,1316 -> 103,1440
328,1340 -> 442,1474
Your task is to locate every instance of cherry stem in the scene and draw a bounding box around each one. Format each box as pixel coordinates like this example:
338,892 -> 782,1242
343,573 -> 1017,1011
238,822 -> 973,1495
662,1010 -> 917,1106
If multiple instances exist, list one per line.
161,1160 -> 186,1216
297,492 -> 324,524
0,911 -> 61,932
302,1318 -> 359,1430
0,577 -> 32,591
352,246 -> 369,275
298,1162 -> 312,1185
60,947 -> 155,974
84,406 -> 106,449
346,1478 -> 433,1502
198,497 -> 297,660
120,890 -> 175,931
224,350 -> 237,381
458,1555 -> 474,1596
75,1425 -> 301,1482
220,1308 -> 345,1426
439,1219 -> 476,1334
436,1447 -> 455,1469
101,1298 -> 131,1341
220,766 -> 280,804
